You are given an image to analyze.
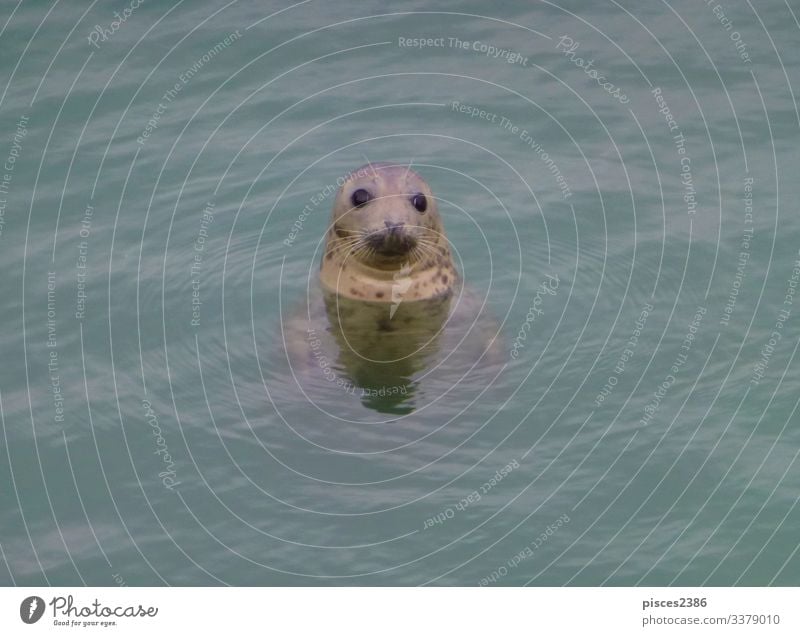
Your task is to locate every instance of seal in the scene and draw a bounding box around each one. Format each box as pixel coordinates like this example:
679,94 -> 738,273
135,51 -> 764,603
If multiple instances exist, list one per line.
320,162 -> 458,302
281,162 -> 499,414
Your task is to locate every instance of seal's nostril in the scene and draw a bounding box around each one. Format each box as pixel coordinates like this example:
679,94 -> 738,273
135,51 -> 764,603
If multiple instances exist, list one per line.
385,220 -> 403,232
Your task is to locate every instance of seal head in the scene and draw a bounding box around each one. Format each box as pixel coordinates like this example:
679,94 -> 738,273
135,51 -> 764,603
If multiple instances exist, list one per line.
320,162 -> 458,302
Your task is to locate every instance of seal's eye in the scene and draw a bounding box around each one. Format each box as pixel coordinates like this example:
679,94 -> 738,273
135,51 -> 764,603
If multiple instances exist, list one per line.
411,193 -> 427,213
351,188 -> 371,208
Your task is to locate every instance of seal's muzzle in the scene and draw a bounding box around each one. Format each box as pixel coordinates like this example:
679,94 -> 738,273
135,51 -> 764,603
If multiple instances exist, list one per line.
366,221 -> 417,257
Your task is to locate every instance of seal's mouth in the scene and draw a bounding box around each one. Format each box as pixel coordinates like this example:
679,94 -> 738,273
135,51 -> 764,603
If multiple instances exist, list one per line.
364,224 -> 417,259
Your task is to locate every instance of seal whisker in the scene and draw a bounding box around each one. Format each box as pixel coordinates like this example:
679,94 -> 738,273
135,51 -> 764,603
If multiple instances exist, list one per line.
414,240 -> 441,261
362,154 -> 378,179
348,243 -> 367,260
334,235 -> 361,254
402,157 -> 415,182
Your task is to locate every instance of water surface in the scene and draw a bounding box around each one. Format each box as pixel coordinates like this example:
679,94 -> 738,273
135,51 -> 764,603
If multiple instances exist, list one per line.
0,0 -> 798,586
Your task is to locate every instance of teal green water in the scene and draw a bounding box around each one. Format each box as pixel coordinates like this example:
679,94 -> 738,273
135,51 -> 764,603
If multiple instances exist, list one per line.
1,1 -> 799,586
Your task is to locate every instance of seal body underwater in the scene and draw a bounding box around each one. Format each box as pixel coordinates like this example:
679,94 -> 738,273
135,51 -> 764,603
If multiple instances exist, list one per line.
282,162 -> 500,413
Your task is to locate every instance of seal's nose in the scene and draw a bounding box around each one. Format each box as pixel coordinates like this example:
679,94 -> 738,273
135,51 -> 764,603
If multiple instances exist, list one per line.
384,220 -> 403,234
